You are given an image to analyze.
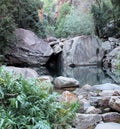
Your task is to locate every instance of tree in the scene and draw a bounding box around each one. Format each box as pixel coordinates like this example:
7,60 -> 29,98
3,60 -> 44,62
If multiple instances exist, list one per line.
0,0 -> 46,51
91,0 -> 120,38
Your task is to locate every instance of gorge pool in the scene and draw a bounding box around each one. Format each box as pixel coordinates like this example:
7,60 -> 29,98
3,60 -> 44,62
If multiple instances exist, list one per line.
35,66 -> 119,86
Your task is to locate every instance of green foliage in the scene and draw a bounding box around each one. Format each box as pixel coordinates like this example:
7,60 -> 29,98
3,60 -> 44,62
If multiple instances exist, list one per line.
42,0 -> 55,14
0,0 -> 16,49
12,0 -> 46,38
45,2 -> 94,38
0,0 -> 46,50
114,53 -> 120,69
57,11 -> 94,38
0,66 -> 79,129
91,0 -> 112,37
91,0 -> 120,37
55,10 -> 94,38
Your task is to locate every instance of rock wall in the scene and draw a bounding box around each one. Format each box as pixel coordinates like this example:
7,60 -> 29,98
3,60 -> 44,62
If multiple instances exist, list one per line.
61,35 -> 104,67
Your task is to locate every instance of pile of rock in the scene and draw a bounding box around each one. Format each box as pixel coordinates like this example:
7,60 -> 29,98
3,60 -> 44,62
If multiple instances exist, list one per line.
102,37 -> 120,68
67,83 -> 120,129
46,36 -> 65,55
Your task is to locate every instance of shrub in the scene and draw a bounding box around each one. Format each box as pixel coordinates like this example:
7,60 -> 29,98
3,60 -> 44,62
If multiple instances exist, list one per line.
56,10 -> 94,38
0,0 -> 16,50
114,53 -> 120,69
0,66 -> 79,129
91,0 -> 120,37
13,0 -> 46,38
0,0 -> 46,50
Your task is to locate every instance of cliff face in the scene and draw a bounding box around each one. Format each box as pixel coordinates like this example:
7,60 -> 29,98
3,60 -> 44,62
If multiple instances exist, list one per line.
55,0 -> 96,18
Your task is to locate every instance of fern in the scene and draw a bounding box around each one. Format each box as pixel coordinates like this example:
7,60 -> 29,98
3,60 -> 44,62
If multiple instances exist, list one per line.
0,66 -> 79,129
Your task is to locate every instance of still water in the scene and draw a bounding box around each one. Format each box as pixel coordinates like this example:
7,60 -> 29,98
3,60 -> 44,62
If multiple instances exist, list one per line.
35,66 -> 118,86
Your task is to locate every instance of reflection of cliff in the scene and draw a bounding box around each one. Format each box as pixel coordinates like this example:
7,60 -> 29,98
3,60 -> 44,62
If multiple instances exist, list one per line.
62,66 -> 113,86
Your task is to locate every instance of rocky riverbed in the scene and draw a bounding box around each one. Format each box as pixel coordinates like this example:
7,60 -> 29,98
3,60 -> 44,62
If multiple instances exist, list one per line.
3,66 -> 120,129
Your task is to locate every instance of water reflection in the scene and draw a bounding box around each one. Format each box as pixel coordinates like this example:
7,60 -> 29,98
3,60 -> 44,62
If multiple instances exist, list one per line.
62,66 -> 114,86
34,66 -> 115,86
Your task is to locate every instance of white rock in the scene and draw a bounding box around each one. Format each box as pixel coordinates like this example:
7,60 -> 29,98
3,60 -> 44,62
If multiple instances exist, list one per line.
54,76 -> 79,88
95,122 -> 120,129
92,83 -> 120,91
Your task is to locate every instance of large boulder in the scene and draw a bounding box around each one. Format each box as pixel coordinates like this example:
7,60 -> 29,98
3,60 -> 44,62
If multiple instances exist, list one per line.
5,29 -> 53,66
61,36 -> 104,67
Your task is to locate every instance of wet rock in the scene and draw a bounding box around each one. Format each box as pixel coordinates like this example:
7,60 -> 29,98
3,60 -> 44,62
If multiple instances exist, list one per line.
109,96 -> 120,112
102,112 -> 120,123
54,76 -> 79,88
95,122 -> 120,129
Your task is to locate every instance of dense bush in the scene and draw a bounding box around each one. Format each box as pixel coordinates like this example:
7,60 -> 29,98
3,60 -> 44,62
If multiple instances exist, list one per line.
0,0 -> 46,49
46,2 -> 94,38
0,66 -> 78,129
56,10 -> 94,38
0,0 -> 16,49
91,0 -> 120,38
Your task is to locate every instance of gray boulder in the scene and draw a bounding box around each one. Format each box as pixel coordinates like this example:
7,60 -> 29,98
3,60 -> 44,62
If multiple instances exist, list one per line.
54,76 -> 79,88
109,96 -> 120,112
4,66 -> 39,79
92,83 -> 120,91
61,36 -> 104,67
102,112 -> 120,123
74,113 -> 102,129
5,29 -> 53,66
